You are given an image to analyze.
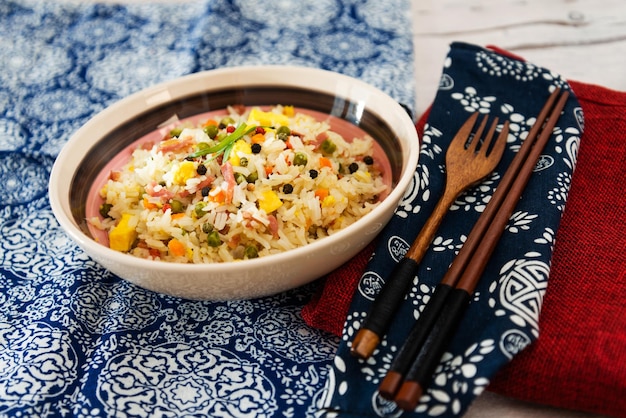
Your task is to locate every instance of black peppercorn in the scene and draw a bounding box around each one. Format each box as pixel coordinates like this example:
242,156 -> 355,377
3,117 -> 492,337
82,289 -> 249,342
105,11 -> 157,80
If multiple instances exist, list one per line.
196,164 -> 207,175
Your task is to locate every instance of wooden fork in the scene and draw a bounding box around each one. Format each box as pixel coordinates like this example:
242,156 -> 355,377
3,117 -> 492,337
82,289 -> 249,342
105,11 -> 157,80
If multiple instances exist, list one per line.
350,113 -> 510,359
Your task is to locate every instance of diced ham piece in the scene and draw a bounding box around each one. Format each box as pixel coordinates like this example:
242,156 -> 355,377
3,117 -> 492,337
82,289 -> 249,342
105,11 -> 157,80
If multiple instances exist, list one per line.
158,137 -> 195,153
220,162 -> 236,204
267,214 -> 279,238
231,104 -> 247,115
193,176 -> 215,194
314,132 -> 329,147
146,181 -> 174,201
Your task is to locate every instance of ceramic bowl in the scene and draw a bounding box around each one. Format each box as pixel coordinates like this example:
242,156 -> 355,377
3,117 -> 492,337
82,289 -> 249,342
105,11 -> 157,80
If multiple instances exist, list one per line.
49,66 -> 419,300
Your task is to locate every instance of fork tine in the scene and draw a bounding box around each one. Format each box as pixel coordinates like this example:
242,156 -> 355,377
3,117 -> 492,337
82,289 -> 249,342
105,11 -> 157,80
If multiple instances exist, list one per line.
468,114 -> 488,153
487,121 -> 509,162
449,113 -> 479,151
479,117 -> 499,154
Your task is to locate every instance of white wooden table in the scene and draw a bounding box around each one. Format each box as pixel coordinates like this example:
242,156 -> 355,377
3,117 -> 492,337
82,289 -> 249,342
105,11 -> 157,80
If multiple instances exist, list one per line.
412,1 -> 625,416
411,0 -> 626,118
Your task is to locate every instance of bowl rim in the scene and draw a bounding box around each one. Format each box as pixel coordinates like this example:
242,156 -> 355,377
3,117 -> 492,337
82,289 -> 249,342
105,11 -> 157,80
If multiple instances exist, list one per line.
49,65 -> 419,275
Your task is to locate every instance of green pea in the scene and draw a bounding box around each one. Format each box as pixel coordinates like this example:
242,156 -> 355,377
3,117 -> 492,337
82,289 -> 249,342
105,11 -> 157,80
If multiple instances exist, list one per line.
239,157 -> 249,167
244,245 -> 259,259
293,152 -> 308,166
234,173 -> 246,184
320,139 -> 336,155
169,127 -> 183,138
206,230 -> 221,247
277,125 -> 291,135
246,171 -> 259,183
219,116 -> 235,128
170,200 -> 185,214
99,203 -> 113,218
203,124 -> 219,139
196,142 -> 210,152
276,125 -> 291,141
202,222 -> 213,234
194,202 -> 206,217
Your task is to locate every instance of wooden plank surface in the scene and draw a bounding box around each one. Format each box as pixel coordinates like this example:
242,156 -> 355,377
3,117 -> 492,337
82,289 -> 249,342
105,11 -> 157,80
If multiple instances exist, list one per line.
411,0 -> 626,116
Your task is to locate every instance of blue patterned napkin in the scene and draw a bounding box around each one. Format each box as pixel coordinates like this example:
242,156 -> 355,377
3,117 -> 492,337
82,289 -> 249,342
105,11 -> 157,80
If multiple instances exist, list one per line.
0,1 -> 414,416
318,42 -> 584,416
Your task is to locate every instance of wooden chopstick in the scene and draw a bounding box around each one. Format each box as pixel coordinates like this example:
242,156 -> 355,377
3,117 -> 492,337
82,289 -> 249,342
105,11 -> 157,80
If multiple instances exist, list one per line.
381,88 -> 570,410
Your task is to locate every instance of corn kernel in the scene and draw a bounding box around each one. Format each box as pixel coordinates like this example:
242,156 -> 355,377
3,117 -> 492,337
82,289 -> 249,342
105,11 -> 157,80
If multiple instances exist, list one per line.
283,105 -> 295,117
353,170 -> 372,183
322,195 -> 336,207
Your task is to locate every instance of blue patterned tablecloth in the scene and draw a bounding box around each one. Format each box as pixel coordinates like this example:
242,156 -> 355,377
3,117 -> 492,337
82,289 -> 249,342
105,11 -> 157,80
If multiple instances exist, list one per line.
0,1 -> 414,417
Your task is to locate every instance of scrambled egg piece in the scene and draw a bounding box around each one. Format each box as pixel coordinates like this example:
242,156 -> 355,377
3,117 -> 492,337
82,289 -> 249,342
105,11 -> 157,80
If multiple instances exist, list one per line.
109,213 -> 137,252
174,161 -> 196,185
259,190 -> 283,213
247,108 -> 290,128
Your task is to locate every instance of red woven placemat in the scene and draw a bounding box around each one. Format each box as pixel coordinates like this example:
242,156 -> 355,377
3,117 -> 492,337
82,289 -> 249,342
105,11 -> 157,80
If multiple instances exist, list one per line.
486,80 -> 626,417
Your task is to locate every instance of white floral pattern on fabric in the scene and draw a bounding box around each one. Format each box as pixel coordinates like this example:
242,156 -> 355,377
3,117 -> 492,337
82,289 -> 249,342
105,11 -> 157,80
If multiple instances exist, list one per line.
97,343 -> 277,417
71,281 -> 162,334
0,322 -> 78,411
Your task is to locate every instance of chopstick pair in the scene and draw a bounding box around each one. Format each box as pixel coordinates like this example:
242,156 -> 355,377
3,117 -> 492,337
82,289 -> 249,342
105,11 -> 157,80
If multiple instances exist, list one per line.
375,88 -> 570,410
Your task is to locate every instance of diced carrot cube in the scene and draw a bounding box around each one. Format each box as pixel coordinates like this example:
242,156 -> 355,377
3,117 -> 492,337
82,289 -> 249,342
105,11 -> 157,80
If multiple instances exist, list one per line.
315,188 -> 329,200
251,133 -> 265,143
208,189 -> 226,203
143,197 -> 158,210
168,239 -> 186,257
319,157 -> 332,169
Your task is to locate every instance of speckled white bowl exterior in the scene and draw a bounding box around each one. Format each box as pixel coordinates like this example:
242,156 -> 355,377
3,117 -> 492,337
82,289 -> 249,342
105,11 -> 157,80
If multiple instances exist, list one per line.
49,66 -> 419,300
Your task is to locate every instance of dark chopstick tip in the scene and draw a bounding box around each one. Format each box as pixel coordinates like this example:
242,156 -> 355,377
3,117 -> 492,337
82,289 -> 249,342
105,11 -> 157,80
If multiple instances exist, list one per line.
394,381 -> 424,411
378,371 -> 403,400
350,329 -> 380,359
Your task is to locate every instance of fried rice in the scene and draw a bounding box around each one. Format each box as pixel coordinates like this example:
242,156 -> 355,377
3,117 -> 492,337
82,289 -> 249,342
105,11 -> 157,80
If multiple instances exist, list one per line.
88,105 -> 389,263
